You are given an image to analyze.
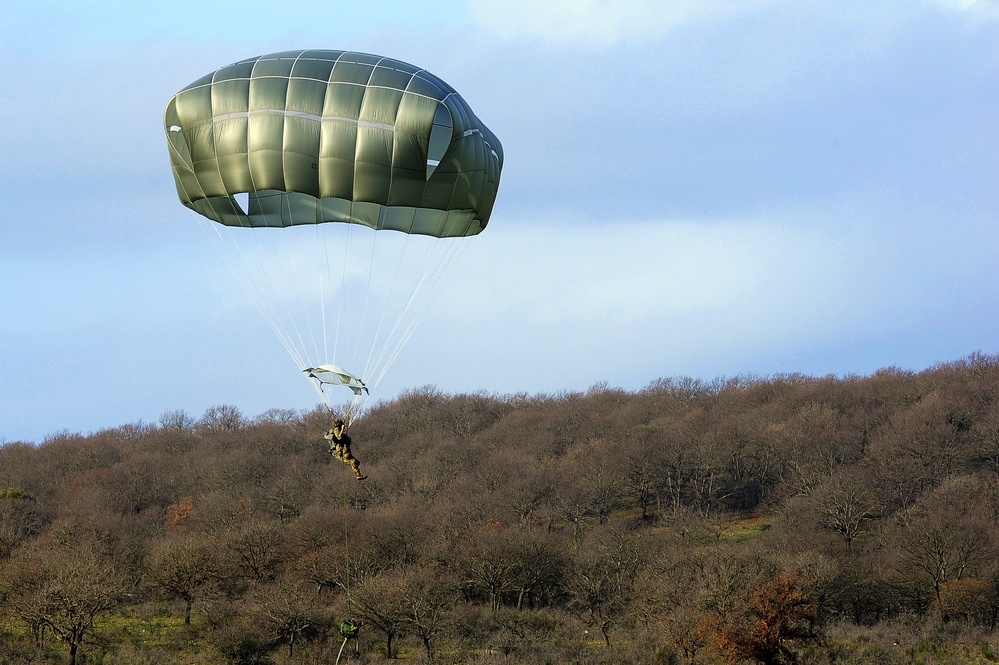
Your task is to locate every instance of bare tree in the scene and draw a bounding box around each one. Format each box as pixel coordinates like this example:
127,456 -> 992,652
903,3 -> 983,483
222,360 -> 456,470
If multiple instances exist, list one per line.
225,519 -> 288,584
199,404 -> 245,433
0,488 -> 40,561
624,457 -> 657,521
253,579 -> 331,657
159,408 -> 195,431
509,529 -> 569,610
401,567 -> 458,662
3,546 -> 127,665
812,469 -> 878,552
458,526 -> 521,611
567,529 -> 643,647
148,532 -> 223,624
894,489 -> 995,605
352,569 -> 410,658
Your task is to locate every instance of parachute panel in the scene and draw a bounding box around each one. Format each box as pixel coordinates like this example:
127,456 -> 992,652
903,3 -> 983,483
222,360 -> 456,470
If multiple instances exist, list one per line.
292,55 -> 336,82
283,120 -> 322,197
319,125 -> 358,199
323,82 -> 366,124
369,63 -> 415,90
353,131 -> 393,202
253,54 -> 295,78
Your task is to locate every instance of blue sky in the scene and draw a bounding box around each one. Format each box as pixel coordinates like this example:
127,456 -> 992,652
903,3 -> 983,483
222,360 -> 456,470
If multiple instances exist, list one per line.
1,1 -> 997,442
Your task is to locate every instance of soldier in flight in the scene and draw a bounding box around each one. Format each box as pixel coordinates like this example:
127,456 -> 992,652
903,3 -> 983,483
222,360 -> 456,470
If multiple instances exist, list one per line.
325,418 -> 366,480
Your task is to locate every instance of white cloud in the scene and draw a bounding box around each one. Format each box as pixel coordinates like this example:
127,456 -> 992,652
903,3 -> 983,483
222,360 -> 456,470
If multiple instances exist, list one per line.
469,0 -> 779,45
418,210 -> 860,389
924,0 -> 999,21
469,0 -> 997,49
412,183 -> 999,394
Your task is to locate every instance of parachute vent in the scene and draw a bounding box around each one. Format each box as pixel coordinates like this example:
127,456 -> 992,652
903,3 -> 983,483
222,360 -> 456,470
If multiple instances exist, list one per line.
233,192 -> 249,215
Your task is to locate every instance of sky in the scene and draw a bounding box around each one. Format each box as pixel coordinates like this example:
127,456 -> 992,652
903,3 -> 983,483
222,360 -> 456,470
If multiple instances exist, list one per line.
1,0 -> 997,443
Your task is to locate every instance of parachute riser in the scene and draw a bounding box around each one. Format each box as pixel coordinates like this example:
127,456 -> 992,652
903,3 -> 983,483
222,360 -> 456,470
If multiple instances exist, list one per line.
305,366 -> 369,427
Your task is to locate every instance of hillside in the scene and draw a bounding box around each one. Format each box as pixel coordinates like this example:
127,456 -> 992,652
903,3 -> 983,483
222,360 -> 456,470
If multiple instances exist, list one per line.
2,353 -> 999,664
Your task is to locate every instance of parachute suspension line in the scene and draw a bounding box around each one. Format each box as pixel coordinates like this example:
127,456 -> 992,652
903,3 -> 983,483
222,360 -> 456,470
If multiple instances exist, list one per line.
275,194 -> 332,368
390,232 -> 474,373
173,152 -> 313,376
356,225 -> 383,388
346,392 -> 366,427
259,204 -> 313,368
363,212 -> 475,392
278,195 -> 325,365
368,234 -> 473,391
385,237 -> 471,375
362,234 -> 431,387
361,226 -> 470,394
318,222 -> 335,368
236,223 -> 312,373
358,229 -> 414,389
189,116 -> 321,379
339,396 -> 367,430
334,222 -> 355,372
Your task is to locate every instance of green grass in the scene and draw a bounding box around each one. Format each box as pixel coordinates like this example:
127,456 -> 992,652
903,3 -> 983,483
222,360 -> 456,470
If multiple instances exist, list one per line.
91,605 -> 208,662
719,515 -> 772,541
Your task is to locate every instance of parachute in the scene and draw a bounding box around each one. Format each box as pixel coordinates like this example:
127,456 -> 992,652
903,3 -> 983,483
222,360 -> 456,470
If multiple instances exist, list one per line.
164,50 -> 502,421
303,365 -> 369,397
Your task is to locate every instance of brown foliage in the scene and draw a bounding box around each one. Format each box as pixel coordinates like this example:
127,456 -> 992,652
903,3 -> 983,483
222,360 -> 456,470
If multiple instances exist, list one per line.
1,354 -> 999,662
707,572 -> 819,665
935,578 -> 997,626
165,495 -> 194,530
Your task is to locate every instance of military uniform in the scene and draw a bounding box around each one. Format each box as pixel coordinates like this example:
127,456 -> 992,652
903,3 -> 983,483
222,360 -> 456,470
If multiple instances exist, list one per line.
326,420 -> 366,480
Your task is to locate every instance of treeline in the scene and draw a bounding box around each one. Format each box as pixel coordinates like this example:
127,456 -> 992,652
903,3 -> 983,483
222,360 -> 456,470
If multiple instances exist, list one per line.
2,353 -> 999,664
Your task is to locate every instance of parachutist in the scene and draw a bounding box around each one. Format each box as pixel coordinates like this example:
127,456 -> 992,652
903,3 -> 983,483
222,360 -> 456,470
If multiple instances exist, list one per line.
326,419 -> 366,480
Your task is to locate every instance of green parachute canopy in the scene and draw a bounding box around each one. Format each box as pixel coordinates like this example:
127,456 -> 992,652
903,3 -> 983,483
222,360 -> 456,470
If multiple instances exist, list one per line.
165,49 -> 502,236
164,50 -> 503,417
